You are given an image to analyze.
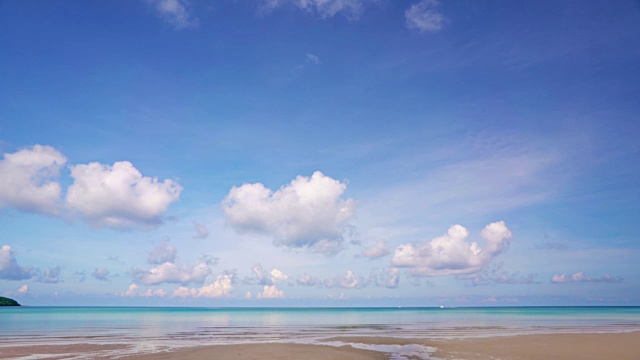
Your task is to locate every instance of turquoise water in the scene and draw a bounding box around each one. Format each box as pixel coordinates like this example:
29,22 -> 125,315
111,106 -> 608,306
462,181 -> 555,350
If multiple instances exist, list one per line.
1,307 -> 639,358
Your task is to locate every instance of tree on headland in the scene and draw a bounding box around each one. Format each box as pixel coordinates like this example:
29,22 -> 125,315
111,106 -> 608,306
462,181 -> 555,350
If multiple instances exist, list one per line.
0,296 -> 21,306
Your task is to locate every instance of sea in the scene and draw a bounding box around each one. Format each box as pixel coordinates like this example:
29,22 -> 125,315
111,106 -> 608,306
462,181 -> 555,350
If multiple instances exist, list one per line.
1,306 -> 639,359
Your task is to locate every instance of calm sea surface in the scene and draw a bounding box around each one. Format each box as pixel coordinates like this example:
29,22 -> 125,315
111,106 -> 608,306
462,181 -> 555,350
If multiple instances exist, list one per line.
1,307 -> 639,358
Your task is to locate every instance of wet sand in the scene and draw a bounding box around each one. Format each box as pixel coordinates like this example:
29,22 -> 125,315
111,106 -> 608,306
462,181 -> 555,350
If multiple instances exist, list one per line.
2,332 -> 639,359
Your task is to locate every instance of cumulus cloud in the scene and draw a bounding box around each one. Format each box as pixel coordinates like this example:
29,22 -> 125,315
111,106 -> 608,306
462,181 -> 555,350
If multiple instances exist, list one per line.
392,221 -> 512,276
0,145 -> 66,216
93,268 -> 111,282
0,245 -> 37,280
325,270 -> 362,289
359,240 -> 390,259
121,283 -> 166,297
147,0 -> 197,29
193,222 -> 209,239
66,161 -> 182,230
223,171 -> 355,255
257,285 -> 284,299
260,0 -> 371,19
131,259 -> 211,285
405,0 -> 446,33
551,272 -> 623,284
172,274 -> 234,298
130,242 -> 215,285
249,264 -> 289,285
124,283 -> 139,297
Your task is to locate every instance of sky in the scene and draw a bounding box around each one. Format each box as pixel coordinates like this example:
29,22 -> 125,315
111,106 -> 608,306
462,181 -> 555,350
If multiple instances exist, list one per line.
1,0 -> 639,307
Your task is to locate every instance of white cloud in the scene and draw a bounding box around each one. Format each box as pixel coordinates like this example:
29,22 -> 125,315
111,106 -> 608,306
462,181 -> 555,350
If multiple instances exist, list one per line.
131,243 -> 213,285
131,260 -> 211,285
93,268 -> 111,282
0,145 -> 66,216
270,268 -> 289,283
193,222 -> 209,239
148,241 -> 177,265
405,0 -> 446,33
245,291 -> 252,299
326,270 -> 361,289
250,264 -> 289,285
121,283 -> 166,297
0,245 -> 37,280
142,288 -> 167,297
251,263 -> 270,285
306,53 -> 321,64
261,0 -> 370,19
383,267 -> 399,288
257,285 -> 284,299
147,0 -> 197,29
124,283 -> 139,297
3,284 -> 29,297
296,273 -> 324,287
551,272 -> 623,283
66,161 -> 182,230
360,240 -> 390,259
392,221 -> 512,276
172,275 -> 234,298
223,171 -> 355,255
40,266 -> 62,284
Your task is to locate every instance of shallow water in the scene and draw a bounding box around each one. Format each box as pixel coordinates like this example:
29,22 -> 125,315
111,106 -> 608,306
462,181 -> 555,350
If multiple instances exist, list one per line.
1,307 -> 639,359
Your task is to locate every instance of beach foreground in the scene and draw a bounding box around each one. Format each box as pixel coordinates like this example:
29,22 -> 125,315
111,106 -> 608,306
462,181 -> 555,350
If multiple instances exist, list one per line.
2,332 -> 639,359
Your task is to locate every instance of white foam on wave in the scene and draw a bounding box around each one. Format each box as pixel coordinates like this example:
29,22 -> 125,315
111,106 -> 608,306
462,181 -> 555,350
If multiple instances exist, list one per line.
320,340 -> 439,360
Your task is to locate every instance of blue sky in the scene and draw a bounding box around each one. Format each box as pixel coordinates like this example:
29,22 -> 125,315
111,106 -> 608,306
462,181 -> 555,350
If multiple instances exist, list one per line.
1,0 -> 639,306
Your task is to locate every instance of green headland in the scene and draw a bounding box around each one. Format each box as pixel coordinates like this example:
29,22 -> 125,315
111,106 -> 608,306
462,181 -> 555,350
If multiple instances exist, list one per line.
0,296 -> 21,306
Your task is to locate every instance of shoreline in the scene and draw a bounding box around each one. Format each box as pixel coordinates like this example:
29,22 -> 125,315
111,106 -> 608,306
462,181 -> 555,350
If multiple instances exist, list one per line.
2,332 -> 639,359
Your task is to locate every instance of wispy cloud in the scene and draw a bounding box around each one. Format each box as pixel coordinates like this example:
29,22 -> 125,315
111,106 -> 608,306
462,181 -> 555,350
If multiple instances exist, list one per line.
405,0 -> 446,33
551,272 -> 623,284
39,266 -> 63,284
146,0 -> 197,29
93,268 -> 111,282
358,240 -> 390,259
260,0 -> 372,20
458,262 -> 538,287
3,284 -> 29,297
192,222 -> 209,239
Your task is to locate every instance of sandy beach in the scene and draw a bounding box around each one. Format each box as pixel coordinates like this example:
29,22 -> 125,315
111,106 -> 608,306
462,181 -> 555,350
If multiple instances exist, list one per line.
2,332 -> 639,359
